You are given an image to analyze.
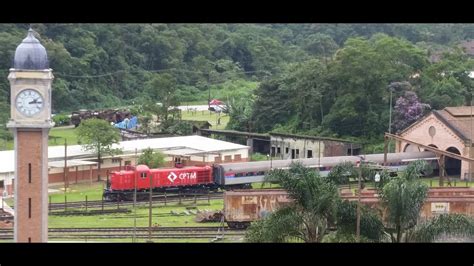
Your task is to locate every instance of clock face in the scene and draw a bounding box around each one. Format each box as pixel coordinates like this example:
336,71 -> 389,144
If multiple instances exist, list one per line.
16,89 -> 44,117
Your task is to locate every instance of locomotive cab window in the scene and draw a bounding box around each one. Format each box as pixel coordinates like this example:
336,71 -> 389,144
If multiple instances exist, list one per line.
140,172 -> 147,179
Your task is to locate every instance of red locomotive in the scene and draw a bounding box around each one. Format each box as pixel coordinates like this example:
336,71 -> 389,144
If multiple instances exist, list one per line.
104,165 -> 218,201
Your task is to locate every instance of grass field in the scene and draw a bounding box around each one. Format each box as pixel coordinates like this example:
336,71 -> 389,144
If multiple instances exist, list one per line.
0,126 -> 79,150
48,199 -> 224,228
181,110 -> 229,130
0,110 -> 227,151
49,182 -> 106,203
48,126 -> 79,145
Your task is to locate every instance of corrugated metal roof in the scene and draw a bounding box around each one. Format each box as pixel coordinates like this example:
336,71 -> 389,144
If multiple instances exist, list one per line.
0,135 -> 249,173
48,160 -> 97,168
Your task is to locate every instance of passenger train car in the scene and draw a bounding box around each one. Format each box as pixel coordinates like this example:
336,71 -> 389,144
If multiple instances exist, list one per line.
214,151 -> 438,186
103,152 -> 438,201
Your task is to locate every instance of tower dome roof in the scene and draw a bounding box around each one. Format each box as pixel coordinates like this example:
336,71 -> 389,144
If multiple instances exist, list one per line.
13,28 -> 49,70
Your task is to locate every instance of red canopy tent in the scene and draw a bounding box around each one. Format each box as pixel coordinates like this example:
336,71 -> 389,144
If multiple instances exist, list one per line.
209,99 -> 223,105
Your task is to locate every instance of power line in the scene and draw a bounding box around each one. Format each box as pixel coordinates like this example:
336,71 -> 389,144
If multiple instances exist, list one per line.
54,68 -> 271,79
0,67 -> 271,79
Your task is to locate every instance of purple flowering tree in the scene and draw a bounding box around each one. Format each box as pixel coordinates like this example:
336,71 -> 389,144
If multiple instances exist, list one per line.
393,91 -> 431,133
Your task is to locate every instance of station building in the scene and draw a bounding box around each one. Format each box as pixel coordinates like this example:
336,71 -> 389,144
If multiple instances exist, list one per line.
0,135 -> 249,196
397,106 -> 474,179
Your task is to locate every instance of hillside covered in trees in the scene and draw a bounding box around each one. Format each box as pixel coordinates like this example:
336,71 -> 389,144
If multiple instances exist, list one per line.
1,23 -> 474,144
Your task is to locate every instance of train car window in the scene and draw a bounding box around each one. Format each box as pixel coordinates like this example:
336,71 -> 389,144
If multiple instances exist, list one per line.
140,172 -> 147,179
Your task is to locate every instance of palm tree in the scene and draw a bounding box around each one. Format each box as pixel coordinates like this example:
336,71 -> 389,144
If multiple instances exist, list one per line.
379,160 -> 429,242
245,162 -> 340,243
407,213 -> 474,242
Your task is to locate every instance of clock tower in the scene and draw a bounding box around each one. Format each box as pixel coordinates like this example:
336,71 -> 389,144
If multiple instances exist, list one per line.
7,28 -> 53,243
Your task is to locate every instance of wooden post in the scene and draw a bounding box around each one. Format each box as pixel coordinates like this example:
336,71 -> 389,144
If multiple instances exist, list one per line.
164,191 -> 167,206
208,190 -> 210,205
179,191 -> 182,205
64,195 -> 67,212
148,173 -> 153,242
85,195 -> 88,212
49,196 -> 51,214
194,193 -> 197,204
439,155 -> 445,187
64,139 -> 68,189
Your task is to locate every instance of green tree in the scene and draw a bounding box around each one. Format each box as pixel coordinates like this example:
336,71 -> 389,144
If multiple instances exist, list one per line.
251,79 -> 292,132
379,160 -> 429,242
226,96 -> 254,132
245,162 -> 340,242
76,118 -> 121,181
333,200 -> 386,242
407,214 -> 474,242
145,73 -> 180,122
323,34 -> 428,139
137,148 -> 166,168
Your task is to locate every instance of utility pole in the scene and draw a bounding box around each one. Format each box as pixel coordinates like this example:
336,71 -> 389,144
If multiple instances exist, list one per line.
64,139 -> 68,190
356,156 -> 364,242
148,173 -> 153,242
470,96 -> 473,182
133,148 -> 138,242
388,88 -> 393,153
133,166 -> 137,243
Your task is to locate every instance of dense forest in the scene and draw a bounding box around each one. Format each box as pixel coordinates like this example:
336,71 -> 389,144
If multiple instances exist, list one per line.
1,24 -> 474,144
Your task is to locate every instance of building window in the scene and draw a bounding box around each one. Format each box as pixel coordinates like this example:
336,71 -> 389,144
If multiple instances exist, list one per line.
224,155 -> 232,162
124,161 -> 131,166
271,146 -> 276,156
277,147 -> 281,155
286,147 -> 289,154
112,158 -> 121,163
234,154 -> 242,161
307,150 -> 313,158
291,149 -> 295,159
295,149 -> 300,158
28,198 -> 31,218
215,156 -> 222,163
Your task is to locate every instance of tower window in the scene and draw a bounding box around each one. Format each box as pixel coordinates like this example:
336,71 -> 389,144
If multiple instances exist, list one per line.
28,163 -> 31,183
28,198 -> 31,218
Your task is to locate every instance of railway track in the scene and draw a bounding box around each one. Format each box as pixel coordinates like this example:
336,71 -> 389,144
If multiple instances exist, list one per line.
0,226 -> 246,240
9,192 -> 224,211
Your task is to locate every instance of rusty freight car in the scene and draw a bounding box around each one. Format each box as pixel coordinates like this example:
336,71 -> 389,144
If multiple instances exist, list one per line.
223,189 -> 292,229
225,187 -> 474,229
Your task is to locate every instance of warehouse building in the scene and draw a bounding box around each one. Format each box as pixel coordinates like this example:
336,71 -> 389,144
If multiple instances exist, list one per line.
0,135 -> 249,195
397,106 -> 474,179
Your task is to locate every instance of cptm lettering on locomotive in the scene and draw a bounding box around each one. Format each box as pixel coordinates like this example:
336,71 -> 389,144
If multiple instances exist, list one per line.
167,172 -> 197,183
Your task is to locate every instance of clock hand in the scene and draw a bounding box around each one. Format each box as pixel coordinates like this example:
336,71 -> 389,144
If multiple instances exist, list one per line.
28,99 -> 42,104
